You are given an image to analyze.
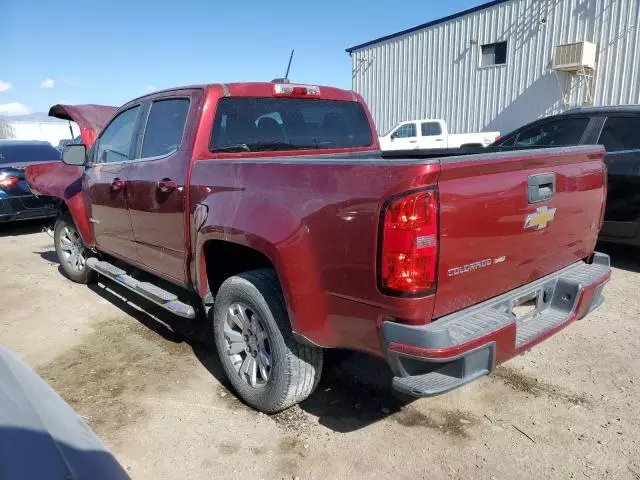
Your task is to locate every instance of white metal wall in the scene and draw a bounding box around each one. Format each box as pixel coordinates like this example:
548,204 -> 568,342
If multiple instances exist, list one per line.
1,121 -> 80,147
351,0 -> 640,136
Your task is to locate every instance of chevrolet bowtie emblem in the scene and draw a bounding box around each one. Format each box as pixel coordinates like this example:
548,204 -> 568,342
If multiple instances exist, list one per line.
524,206 -> 557,230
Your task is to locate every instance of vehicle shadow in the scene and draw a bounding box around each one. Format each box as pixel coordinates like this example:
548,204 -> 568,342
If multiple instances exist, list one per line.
33,247 -> 410,432
0,219 -> 51,237
36,249 -> 59,263
299,350 -> 414,432
85,279 -> 232,391
81,275 -> 410,432
596,241 -> 640,273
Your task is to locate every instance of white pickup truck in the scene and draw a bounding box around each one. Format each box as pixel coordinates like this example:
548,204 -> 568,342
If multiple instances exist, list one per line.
378,119 -> 500,151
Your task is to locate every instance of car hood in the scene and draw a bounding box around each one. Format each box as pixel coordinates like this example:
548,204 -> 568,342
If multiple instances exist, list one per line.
0,345 -> 129,480
48,104 -> 117,148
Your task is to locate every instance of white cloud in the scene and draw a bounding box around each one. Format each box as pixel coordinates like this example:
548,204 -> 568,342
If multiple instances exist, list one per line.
41,78 -> 55,88
0,81 -> 12,92
0,102 -> 33,116
146,85 -> 156,91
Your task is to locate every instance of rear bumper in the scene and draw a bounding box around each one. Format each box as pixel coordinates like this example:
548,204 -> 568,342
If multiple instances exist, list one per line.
0,196 -> 59,223
381,253 -> 611,397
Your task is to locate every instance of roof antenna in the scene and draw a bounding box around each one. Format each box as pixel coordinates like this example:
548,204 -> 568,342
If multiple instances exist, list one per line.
272,49 -> 294,83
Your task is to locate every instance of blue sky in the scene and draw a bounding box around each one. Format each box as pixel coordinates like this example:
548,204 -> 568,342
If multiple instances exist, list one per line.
1,0 -> 484,116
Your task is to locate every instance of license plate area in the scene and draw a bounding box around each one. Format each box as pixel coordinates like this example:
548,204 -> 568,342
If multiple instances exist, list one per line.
511,291 -> 540,322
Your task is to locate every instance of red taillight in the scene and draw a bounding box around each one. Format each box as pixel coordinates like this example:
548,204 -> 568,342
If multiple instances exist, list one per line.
380,189 -> 439,294
0,175 -> 19,188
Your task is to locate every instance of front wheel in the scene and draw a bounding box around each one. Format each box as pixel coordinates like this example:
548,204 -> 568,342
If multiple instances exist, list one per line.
54,214 -> 97,284
212,269 -> 323,413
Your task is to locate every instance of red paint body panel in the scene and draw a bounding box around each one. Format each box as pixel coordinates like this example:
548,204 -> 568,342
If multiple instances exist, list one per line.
190,160 -> 440,353
123,89 -> 204,285
24,82 -> 607,362
48,104 -> 117,147
434,148 -> 606,318
24,162 -> 95,245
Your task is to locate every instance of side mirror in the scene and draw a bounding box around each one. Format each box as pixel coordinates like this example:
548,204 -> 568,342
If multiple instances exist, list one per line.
62,144 -> 88,166
390,131 -> 397,140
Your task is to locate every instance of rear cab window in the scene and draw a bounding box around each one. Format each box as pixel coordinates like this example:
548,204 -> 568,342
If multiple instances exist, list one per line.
209,98 -> 373,153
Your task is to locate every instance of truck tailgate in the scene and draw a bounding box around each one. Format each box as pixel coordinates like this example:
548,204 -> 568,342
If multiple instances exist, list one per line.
433,145 -> 606,318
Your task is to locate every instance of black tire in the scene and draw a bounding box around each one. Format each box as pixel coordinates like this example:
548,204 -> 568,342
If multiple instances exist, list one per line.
54,214 -> 97,284
212,269 -> 323,413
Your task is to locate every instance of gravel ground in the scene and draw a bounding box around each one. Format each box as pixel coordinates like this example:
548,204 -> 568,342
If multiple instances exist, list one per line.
1,220 -> 639,480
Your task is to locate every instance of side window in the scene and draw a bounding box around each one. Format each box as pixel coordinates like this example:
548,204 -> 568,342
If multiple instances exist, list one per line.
95,106 -> 140,164
497,135 -> 517,147
393,123 -> 416,138
598,116 -> 640,152
141,98 -> 190,158
514,118 -> 589,147
421,122 -> 443,136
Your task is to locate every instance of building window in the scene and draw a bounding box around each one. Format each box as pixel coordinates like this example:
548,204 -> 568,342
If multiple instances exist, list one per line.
481,41 -> 507,67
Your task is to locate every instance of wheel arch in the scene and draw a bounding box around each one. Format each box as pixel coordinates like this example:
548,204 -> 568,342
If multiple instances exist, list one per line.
195,231 -> 292,321
59,194 -> 95,247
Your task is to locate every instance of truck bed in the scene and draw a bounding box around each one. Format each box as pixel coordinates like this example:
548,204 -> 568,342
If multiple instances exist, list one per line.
190,144 -> 606,353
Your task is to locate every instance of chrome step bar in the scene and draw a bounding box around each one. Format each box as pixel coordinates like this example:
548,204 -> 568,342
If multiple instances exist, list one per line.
86,257 -> 196,319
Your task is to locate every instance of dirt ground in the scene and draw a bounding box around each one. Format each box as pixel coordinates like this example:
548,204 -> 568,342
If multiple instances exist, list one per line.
1,220 -> 639,480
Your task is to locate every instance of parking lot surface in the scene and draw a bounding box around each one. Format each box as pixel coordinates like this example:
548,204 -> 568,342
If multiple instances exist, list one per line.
1,220 -> 639,480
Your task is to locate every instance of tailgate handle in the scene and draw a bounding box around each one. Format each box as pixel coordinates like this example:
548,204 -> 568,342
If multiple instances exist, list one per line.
528,173 -> 555,203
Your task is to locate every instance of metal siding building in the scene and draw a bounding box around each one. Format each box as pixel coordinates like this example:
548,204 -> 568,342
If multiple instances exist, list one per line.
347,0 -> 640,136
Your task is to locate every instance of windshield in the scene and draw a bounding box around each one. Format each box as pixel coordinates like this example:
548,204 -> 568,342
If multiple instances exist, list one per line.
0,143 -> 61,165
210,97 -> 373,153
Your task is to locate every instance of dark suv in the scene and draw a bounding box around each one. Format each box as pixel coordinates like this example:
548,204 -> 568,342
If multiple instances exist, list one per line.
492,106 -> 640,246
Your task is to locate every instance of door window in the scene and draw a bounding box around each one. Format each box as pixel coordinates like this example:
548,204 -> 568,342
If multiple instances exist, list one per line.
141,98 -> 190,158
598,116 -> 640,152
95,106 -> 140,163
514,117 -> 589,147
421,122 -> 443,136
392,123 -> 416,139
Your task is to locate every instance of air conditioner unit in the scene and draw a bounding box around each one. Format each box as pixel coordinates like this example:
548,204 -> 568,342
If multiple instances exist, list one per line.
552,41 -> 597,72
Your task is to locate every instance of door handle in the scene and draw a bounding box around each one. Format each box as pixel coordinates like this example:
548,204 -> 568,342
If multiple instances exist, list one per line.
409,140 -> 418,143
528,173 -> 556,203
434,138 -> 445,142
111,178 -> 125,191
157,178 -> 178,193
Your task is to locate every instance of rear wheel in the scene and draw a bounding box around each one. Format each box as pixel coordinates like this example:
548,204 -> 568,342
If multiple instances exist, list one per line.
212,269 -> 323,413
54,214 -> 96,284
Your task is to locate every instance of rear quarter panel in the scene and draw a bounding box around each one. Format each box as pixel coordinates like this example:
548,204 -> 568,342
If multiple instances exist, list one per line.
190,158 -> 440,355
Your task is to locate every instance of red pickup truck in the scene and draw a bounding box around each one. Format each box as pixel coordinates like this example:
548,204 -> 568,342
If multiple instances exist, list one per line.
26,82 -> 611,413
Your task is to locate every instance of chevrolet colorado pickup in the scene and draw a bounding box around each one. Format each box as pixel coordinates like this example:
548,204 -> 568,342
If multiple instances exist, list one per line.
26,82 -> 611,413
